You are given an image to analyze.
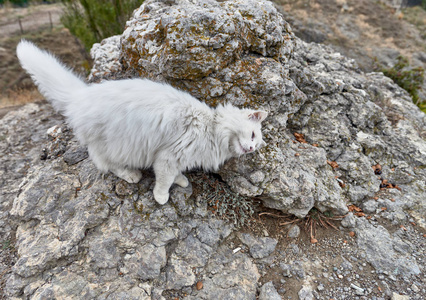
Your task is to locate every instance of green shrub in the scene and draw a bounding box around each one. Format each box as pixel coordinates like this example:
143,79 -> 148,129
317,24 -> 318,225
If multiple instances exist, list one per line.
375,56 -> 425,112
61,0 -> 144,51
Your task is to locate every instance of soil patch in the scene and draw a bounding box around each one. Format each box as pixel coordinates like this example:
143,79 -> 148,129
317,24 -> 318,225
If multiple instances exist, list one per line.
0,4 -> 90,109
276,0 -> 426,71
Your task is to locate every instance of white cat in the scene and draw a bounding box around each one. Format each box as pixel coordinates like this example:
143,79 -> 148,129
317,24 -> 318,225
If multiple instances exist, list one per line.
16,40 -> 268,205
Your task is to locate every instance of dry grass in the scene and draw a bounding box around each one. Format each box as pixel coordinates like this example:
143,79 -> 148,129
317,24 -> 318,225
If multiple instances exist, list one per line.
0,4 -> 90,112
402,6 -> 426,40
0,88 -> 42,109
0,3 -> 63,35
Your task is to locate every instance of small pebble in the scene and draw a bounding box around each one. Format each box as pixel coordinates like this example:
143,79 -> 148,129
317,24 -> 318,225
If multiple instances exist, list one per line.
411,284 -> 419,293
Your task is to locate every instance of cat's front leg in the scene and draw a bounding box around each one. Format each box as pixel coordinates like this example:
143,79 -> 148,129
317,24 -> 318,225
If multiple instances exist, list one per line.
153,161 -> 178,205
174,173 -> 189,188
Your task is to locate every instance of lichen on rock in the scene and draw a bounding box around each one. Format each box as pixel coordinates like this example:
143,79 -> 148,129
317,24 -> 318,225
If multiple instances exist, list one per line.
87,0 -> 426,221
120,0 -> 294,80
90,0 -> 349,217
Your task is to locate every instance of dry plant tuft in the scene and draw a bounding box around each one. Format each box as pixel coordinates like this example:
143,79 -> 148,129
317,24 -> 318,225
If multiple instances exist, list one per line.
259,208 -> 345,243
190,173 -> 257,228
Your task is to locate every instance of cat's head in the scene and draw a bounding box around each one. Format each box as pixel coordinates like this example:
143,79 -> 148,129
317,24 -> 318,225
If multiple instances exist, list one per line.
216,105 -> 268,157
230,110 -> 268,156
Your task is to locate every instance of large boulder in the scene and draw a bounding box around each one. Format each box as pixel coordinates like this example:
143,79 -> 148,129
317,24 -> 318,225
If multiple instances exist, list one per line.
90,0 -> 425,219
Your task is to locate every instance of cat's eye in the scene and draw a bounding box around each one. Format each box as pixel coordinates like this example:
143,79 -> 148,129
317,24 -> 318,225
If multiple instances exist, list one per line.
251,131 -> 255,140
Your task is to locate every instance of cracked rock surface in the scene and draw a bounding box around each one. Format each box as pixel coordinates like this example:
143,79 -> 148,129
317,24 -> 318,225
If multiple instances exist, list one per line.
1,0 -> 425,299
90,0 -> 425,219
2,105 -> 258,298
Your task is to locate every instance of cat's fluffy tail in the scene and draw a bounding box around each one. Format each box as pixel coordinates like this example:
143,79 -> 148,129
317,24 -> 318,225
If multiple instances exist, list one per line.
16,40 -> 87,112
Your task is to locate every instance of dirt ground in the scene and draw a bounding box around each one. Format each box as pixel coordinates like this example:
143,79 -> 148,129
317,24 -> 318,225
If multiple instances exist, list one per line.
276,0 -> 426,71
0,3 -> 63,38
0,3 -> 90,109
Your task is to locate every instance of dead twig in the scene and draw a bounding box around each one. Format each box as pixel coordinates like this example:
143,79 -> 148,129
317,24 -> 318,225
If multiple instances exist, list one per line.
318,216 -> 328,228
325,219 -> 339,231
259,212 -> 290,218
279,219 -> 300,226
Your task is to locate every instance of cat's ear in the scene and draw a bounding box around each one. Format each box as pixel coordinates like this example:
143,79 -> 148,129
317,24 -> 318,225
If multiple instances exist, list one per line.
248,111 -> 268,122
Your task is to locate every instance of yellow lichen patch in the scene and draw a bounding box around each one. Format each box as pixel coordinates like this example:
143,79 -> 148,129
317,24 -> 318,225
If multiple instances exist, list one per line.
118,0 -> 295,112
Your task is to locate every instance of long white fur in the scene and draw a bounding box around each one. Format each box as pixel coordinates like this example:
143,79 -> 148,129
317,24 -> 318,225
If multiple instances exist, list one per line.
16,40 -> 268,205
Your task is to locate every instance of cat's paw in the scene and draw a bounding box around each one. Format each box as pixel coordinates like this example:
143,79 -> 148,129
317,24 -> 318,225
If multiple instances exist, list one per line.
153,189 -> 169,205
174,174 -> 189,188
113,168 -> 142,184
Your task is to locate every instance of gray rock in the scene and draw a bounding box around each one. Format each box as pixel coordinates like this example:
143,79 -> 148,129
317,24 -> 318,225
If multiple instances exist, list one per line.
288,42 -> 426,214
172,234 -> 212,267
239,233 -> 278,259
340,258 -> 353,271
355,218 -> 420,276
0,105 -> 261,299
280,263 -> 292,277
298,284 -> 314,300
90,0 -> 426,222
124,244 -> 167,281
341,213 -> 357,228
90,0 -> 353,217
63,145 -> 89,165
361,199 -> 379,214
30,271 -> 101,299
391,292 -> 410,300
88,35 -> 122,81
119,0 -> 295,82
291,261 -> 306,279
188,248 -> 260,300
279,261 -> 306,279
10,163 -> 110,278
350,283 -> 365,295
287,224 -> 301,238
169,183 -> 194,216
259,281 -> 281,300
411,283 -> 420,293
87,237 -> 121,269
95,0 -> 426,221
195,223 -> 221,247
115,180 -> 138,197
166,258 -> 196,289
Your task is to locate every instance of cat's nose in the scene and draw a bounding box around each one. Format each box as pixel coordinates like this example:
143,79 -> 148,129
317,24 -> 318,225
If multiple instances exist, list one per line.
249,146 -> 253,152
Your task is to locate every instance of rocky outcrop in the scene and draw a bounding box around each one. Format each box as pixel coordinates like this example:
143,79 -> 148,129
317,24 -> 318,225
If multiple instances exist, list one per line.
1,106 -> 253,298
1,0 -> 425,299
90,0 -> 425,220
287,41 -> 426,223
91,0 -> 348,217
